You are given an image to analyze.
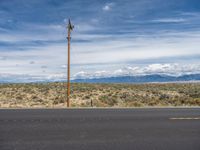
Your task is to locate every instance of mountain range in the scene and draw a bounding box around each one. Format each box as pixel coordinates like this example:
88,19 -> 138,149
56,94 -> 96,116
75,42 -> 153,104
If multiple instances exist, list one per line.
72,74 -> 200,83
0,74 -> 200,83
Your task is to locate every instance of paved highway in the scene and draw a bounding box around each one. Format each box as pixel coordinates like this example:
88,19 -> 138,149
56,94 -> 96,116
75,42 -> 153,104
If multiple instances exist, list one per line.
0,108 -> 200,150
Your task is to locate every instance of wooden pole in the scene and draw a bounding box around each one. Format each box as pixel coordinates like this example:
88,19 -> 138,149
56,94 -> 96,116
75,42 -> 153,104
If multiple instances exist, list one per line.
67,19 -> 74,107
67,26 -> 70,107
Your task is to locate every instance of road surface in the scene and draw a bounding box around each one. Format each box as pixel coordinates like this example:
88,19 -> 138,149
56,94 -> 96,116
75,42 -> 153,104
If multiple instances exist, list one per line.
0,108 -> 200,150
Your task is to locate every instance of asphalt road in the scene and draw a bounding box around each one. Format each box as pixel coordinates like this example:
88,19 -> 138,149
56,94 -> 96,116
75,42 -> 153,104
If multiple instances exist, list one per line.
0,108 -> 200,150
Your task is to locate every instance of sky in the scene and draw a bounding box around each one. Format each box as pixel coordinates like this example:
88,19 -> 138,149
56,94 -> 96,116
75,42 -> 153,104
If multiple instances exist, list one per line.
0,0 -> 200,81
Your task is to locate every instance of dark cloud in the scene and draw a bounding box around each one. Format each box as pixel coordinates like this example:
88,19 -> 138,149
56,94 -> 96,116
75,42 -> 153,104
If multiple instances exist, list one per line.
41,65 -> 48,69
29,61 -> 35,64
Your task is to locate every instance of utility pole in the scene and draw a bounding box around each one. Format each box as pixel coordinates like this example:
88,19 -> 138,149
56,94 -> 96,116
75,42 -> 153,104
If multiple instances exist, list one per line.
67,19 -> 74,107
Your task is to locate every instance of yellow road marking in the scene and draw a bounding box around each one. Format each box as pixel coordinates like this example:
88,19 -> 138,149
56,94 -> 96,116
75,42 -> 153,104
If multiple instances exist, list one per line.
170,117 -> 200,120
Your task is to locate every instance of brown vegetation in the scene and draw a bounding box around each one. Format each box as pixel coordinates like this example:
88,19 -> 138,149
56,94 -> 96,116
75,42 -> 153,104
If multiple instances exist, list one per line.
0,82 -> 200,108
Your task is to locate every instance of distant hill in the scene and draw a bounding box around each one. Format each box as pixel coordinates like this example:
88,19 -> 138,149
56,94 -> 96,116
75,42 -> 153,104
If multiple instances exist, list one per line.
0,74 -> 200,83
72,74 -> 200,83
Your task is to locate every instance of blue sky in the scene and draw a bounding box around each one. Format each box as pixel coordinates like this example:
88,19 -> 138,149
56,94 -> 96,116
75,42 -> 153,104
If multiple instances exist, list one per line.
0,0 -> 200,81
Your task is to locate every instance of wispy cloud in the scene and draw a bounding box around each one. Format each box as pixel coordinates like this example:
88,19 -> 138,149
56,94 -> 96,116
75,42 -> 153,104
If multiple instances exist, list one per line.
0,73 -> 66,83
1,29 -> 200,78
152,18 -> 186,23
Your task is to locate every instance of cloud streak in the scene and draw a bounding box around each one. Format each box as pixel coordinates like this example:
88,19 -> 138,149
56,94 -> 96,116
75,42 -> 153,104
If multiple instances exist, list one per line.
152,18 -> 187,23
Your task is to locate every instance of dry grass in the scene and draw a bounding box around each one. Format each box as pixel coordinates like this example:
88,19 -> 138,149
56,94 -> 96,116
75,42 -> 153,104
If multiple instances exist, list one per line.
0,82 -> 200,108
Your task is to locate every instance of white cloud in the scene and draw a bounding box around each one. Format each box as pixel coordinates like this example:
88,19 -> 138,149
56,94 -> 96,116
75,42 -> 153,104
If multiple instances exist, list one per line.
72,63 -> 200,79
61,64 -> 67,69
102,3 -> 114,11
145,64 -> 174,73
73,71 -> 90,79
